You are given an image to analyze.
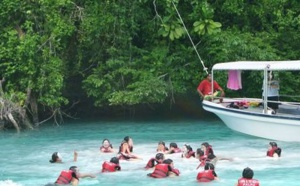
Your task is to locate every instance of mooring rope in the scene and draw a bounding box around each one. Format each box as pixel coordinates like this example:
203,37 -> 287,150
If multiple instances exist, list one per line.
171,0 -> 208,74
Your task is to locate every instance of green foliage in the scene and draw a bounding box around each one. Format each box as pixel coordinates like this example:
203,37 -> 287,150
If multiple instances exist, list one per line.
0,0 -> 300,119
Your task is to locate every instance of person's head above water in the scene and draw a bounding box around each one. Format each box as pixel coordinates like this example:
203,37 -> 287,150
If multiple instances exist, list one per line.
196,148 -> 204,156
163,159 -> 173,165
204,162 -> 215,170
110,157 -> 119,164
102,139 -> 112,148
269,142 -> 277,148
169,142 -> 178,149
158,141 -> 166,146
242,167 -> 254,179
155,153 -> 165,161
49,152 -> 62,163
184,144 -> 193,151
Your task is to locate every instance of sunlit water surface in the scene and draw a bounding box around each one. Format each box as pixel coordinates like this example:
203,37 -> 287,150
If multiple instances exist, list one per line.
1,119 -> 300,186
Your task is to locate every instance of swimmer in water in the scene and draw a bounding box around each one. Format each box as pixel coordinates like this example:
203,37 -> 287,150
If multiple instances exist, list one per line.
156,141 -> 169,152
118,136 -> 141,160
100,139 -> 114,153
235,167 -> 260,186
102,157 -> 121,172
196,162 -> 219,182
145,153 -> 165,169
181,144 -> 195,158
267,142 -> 281,158
49,151 -> 77,163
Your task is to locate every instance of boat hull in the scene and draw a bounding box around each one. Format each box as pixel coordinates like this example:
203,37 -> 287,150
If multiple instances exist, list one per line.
202,100 -> 300,142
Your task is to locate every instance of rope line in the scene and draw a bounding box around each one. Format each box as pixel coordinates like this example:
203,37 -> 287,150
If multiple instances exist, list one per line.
171,1 -> 208,74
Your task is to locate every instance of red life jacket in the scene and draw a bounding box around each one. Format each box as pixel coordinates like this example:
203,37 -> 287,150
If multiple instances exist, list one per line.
149,164 -> 169,178
55,170 -> 76,184
171,168 -> 180,176
197,170 -> 215,182
185,151 -> 195,158
237,178 -> 260,186
102,161 -> 120,172
145,158 -> 157,169
267,147 -> 278,157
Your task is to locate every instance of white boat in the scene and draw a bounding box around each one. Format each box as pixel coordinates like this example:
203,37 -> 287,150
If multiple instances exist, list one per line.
202,61 -> 300,142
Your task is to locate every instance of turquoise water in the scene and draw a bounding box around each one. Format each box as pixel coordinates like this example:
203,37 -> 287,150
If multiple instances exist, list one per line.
1,119 -> 300,186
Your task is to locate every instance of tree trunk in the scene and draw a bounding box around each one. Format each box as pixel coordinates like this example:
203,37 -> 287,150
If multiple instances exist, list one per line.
7,113 -> 20,133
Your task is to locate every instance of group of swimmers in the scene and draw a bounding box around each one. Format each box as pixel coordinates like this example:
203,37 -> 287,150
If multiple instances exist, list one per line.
46,136 -> 282,186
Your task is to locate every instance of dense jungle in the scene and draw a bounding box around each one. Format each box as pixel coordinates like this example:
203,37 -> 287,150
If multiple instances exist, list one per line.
0,0 -> 299,131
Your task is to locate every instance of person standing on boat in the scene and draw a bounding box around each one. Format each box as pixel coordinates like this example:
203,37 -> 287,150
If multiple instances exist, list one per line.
197,74 -> 225,102
263,71 -> 279,113
236,167 -> 260,186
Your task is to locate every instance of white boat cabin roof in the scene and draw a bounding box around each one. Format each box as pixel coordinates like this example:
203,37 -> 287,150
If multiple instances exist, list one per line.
212,60 -> 300,71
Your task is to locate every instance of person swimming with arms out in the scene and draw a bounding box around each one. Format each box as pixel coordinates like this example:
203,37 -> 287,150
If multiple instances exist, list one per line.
147,158 -> 180,178
267,142 -> 281,158
201,142 -> 233,166
236,167 -> 260,186
45,166 -> 96,186
100,139 -> 114,153
181,144 -> 195,158
196,162 -> 219,182
102,157 -> 121,172
156,141 -> 169,152
118,136 -> 141,160
49,151 -> 78,163
165,142 -> 182,154
144,153 -> 165,169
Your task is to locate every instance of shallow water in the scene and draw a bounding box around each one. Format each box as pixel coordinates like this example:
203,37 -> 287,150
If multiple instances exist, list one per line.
1,119 -> 300,186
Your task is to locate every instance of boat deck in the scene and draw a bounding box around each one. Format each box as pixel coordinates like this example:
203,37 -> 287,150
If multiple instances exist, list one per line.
214,98 -> 300,118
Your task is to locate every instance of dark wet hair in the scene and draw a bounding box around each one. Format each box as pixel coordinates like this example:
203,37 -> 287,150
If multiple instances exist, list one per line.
242,167 -> 254,179
69,166 -> 78,172
163,159 -> 173,165
204,162 -> 215,170
184,144 -> 193,151
155,153 -> 164,160
49,152 -> 59,163
124,136 -> 130,142
269,142 -> 277,147
110,157 -> 119,164
196,148 -> 204,156
201,142 -> 210,147
158,141 -> 165,146
102,138 -> 113,148
169,142 -> 178,148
